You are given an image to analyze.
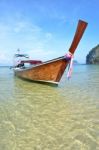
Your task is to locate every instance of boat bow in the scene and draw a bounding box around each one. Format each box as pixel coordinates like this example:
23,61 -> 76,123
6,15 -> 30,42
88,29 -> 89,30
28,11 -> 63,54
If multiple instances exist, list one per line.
14,20 -> 88,85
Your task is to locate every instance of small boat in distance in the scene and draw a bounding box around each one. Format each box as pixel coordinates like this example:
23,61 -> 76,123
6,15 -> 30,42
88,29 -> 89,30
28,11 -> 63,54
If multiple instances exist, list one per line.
13,20 -> 88,85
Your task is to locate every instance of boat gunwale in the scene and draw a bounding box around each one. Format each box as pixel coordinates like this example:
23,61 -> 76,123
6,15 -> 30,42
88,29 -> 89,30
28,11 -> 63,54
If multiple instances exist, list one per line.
14,55 -> 66,72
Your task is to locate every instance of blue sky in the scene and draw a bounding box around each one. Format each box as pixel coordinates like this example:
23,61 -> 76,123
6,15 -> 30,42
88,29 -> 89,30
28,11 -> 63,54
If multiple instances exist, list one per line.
0,0 -> 99,65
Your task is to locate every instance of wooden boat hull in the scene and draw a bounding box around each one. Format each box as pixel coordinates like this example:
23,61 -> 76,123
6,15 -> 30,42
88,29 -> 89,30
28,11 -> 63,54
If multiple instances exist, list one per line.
14,20 -> 88,85
14,57 -> 68,85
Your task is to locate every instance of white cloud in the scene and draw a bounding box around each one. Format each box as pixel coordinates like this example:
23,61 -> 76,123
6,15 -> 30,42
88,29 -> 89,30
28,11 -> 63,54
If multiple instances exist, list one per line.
0,51 -> 11,65
13,21 -> 42,33
0,53 -> 6,60
0,19 -> 56,65
28,48 -> 57,61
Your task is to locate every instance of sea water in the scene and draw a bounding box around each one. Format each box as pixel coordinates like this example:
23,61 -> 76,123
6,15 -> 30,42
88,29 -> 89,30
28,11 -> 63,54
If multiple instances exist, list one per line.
0,65 -> 99,150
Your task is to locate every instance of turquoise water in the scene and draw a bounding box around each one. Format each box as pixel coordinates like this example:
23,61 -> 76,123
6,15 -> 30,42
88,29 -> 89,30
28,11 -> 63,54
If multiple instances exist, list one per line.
0,65 -> 99,150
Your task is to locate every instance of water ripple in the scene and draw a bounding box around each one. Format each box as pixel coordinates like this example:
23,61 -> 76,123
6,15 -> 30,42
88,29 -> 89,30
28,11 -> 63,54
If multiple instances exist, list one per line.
0,66 -> 99,149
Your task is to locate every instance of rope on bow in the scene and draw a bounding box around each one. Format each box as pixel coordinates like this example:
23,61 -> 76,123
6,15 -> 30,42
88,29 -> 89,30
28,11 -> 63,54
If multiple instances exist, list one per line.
65,52 -> 74,79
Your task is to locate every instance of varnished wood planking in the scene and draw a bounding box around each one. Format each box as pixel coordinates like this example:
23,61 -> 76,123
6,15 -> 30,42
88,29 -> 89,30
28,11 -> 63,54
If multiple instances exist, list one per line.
15,58 -> 68,82
69,20 -> 88,54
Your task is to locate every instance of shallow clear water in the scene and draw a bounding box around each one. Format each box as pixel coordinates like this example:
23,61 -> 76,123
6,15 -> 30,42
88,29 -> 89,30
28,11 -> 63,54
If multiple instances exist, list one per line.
0,65 -> 99,150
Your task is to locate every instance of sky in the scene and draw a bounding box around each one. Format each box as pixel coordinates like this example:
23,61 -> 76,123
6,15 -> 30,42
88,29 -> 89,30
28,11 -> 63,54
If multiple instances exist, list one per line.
0,0 -> 99,65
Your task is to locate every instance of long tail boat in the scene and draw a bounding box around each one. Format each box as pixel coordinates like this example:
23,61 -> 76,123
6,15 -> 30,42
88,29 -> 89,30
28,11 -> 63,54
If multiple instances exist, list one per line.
13,20 -> 88,85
